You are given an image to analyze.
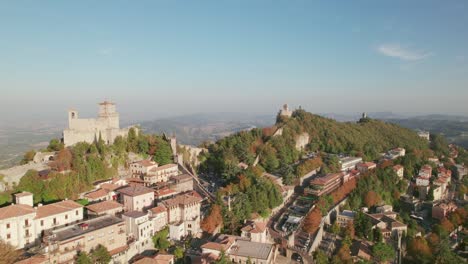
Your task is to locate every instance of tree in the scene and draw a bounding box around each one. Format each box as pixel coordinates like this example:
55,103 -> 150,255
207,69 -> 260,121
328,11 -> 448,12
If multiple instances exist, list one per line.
344,220 -> 355,239
215,250 -> 233,264
372,242 -> 395,263
373,228 -> 383,243
427,187 -> 434,201
201,204 -> 223,234
76,251 -> 93,264
173,246 -> 185,260
406,237 -> 432,264
90,244 -> 111,264
153,227 -> 170,251
313,249 -> 329,264
21,149 -> 36,164
47,138 -> 64,151
364,190 -> 381,208
0,240 -> 20,264
330,222 -> 340,235
336,243 -> 352,264
153,138 -> 173,165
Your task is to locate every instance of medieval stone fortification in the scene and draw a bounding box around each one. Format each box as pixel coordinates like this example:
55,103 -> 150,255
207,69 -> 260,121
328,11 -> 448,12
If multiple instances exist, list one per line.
63,101 -> 135,146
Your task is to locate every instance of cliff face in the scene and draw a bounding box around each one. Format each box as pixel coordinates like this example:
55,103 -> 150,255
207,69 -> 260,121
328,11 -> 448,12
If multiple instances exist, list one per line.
295,132 -> 310,151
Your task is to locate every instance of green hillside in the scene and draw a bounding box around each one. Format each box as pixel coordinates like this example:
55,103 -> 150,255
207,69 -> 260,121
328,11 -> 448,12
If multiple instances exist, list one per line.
200,109 -> 429,181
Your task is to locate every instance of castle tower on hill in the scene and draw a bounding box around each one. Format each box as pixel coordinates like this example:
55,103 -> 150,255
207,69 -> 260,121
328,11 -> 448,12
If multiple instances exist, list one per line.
63,101 -> 136,147
279,104 -> 292,118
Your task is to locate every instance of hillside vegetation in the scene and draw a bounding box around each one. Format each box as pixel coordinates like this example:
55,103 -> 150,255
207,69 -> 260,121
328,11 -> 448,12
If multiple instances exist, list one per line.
200,109 -> 429,182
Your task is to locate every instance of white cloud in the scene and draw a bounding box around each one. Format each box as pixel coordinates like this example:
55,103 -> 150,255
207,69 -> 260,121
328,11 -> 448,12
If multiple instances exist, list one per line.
377,43 -> 432,61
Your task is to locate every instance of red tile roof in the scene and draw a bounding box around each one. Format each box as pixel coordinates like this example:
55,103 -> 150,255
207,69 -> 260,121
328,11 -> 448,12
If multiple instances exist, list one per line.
84,189 -> 108,200
118,186 -> 154,197
35,200 -> 82,219
0,204 -> 35,220
14,255 -> 47,264
149,205 -> 167,215
86,200 -> 123,213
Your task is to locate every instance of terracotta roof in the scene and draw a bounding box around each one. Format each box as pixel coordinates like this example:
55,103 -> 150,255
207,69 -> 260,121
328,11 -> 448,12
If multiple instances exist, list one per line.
149,163 -> 178,173
171,174 -> 192,182
241,221 -> 266,234
149,205 -> 167,215
134,255 -> 174,264
358,162 -> 376,168
84,189 -> 108,200
123,211 -> 147,218
101,183 -> 121,192
310,173 -> 343,185
0,204 -> 35,220
118,186 -> 154,197
86,200 -> 123,213
201,242 -> 229,251
134,160 -> 158,167
155,188 -> 177,198
35,200 -> 83,219
108,245 -> 128,256
161,192 -> 202,208
15,255 -> 48,264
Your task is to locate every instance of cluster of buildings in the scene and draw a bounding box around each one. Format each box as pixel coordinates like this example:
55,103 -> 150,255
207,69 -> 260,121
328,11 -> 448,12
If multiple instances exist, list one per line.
4,156 -> 204,263
306,156 -> 379,197
413,164 -> 452,201
199,232 -> 277,264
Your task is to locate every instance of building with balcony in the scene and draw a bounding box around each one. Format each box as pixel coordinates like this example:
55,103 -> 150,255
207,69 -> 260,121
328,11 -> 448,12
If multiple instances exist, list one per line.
307,173 -> 343,197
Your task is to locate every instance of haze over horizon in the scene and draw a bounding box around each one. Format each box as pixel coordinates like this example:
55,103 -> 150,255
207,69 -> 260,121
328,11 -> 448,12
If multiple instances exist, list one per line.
1,1 -> 468,125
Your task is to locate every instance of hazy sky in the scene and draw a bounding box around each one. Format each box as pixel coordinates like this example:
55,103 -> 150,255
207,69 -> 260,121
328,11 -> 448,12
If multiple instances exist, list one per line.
1,0 -> 468,125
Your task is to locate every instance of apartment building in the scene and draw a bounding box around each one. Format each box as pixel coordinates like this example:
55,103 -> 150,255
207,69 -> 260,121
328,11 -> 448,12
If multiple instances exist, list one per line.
144,164 -> 179,186
307,173 -> 343,197
0,192 -> 83,249
149,205 -> 168,233
130,160 -> 159,176
160,192 -> 202,240
122,211 -> 154,253
339,157 -> 363,172
356,162 -> 377,173
118,186 -> 155,212
43,215 -> 127,264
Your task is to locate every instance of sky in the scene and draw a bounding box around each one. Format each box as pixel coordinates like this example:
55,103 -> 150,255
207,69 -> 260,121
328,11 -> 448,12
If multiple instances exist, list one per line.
1,0 -> 468,125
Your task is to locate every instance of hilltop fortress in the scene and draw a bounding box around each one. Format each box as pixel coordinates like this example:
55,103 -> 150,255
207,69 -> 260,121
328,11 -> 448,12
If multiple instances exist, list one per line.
63,101 -> 136,146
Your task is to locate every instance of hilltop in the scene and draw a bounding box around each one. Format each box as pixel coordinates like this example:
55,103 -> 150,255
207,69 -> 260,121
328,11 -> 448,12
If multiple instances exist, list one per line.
200,109 -> 429,182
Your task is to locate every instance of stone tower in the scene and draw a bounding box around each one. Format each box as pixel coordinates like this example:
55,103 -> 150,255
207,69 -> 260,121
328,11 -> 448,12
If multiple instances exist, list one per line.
98,101 -> 119,129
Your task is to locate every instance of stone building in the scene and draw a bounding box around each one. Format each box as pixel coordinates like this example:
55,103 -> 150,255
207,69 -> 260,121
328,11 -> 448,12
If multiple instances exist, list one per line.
62,101 -> 136,146
160,192 -> 202,240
